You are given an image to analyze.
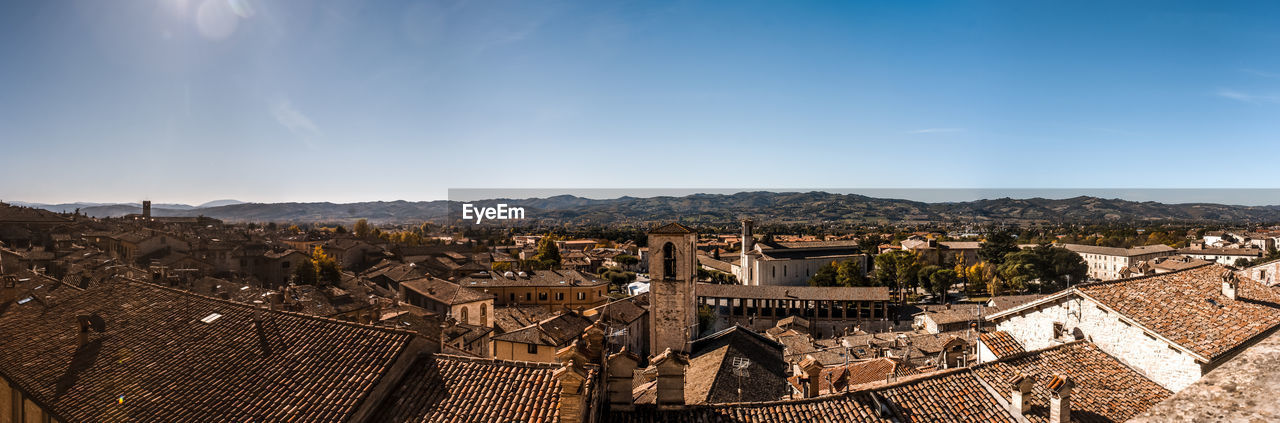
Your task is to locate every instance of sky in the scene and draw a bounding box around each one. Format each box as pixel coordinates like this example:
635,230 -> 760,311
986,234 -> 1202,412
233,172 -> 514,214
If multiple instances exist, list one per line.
4,0 -> 1280,205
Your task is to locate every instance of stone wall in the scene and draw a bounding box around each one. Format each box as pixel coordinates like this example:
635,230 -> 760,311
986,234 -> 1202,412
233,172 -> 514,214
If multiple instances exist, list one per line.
995,294 -> 1202,391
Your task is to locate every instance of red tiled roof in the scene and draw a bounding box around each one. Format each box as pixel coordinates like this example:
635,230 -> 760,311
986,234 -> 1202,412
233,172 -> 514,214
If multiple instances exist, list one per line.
1077,264 -> 1280,359
370,354 -> 577,422
787,357 -> 923,396
978,331 -> 1025,359
0,279 -> 418,422
972,341 -> 1172,423
613,368 -> 1014,423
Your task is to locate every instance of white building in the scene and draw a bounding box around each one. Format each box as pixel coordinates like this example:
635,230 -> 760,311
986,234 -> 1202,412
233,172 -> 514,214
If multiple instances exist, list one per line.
986,264 -> 1280,392
1060,244 -> 1176,281
1179,247 -> 1264,266
736,219 -> 867,286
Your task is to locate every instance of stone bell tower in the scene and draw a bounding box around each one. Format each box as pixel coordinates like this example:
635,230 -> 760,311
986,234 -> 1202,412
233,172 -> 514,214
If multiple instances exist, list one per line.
647,222 -> 698,356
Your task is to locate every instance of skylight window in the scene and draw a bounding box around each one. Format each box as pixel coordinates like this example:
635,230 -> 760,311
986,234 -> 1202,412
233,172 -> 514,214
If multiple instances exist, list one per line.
17,297 -> 32,305
200,313 -> 223,324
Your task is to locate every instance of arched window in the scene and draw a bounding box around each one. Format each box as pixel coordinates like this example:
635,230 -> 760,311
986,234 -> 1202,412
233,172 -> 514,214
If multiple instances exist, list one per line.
662,242 -> 677,281
460,307 -> 469,324
480,304 -> 487,320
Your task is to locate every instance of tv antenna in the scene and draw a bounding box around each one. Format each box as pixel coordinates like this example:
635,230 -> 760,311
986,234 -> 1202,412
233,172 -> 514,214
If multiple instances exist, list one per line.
732,357 -> 751,402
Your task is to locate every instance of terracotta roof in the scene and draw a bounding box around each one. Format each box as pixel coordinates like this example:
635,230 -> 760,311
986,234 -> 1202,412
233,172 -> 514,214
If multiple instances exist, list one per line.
978,331 -> 1025,359
698,255 -> 736,273
585,295 -> 648,325
400,276 -> 493,305
456,269 -> 608,288
915,304 -> 987,325
369,354 -> 578,423
649,222 -> 696,234
986,294 -> 1047,313
1062,243 -> 1175,257
769,240 -> 863,250
972,341 -> 1172,423
695,283 -> 890,302
1179,247 -> 1264,257
684,326 -> 791,404
0,279 -> 419,422
491,312 -> 593,346
615,368 -> 1012,422
787,357 -> 922,395
1076,264 -> 1280,360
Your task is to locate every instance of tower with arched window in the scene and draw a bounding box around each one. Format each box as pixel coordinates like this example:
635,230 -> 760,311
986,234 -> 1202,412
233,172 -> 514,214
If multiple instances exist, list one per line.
647,222 -> 698,356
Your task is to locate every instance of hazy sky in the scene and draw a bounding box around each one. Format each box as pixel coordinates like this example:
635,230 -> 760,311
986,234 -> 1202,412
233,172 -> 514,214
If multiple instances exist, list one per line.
4,0 -> 1280,205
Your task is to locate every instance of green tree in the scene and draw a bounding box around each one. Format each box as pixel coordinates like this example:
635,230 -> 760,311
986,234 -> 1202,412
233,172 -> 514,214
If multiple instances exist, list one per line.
492,262 -> 514,273
311,245 -> 342,285
979,229 -> 1020,265
917,265 -> 942,293
294,258 -> 319,285
930,269 -> 959,301
353,219 -> 371,238
534,236 -> 562,269
874,250 -> 920,299
615,254 -> 639,267
809,261 -> 841,287
836,260 -> 868,287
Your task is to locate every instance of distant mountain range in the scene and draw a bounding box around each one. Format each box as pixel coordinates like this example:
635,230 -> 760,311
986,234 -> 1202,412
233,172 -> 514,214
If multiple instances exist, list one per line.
10,193 -> 1280,225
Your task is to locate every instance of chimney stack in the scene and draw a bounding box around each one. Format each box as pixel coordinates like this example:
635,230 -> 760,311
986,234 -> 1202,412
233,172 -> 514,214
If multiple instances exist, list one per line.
800,355 -> 823,398
652,348 -> 688,409
606,347 -> 640,411
582,322 -> 606,365
554,363 -> 588,423
76,314 -> 106,348
1047,374 -> 1074,423
1222,271 -> 1239,300
253,315 -> 273,357
1008,373 -> 1034,419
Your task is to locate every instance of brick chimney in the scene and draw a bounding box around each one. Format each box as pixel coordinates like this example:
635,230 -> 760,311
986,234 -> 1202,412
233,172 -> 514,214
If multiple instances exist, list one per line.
606,347 -> 640,411
76,314 -> 105,347
1222,271 -> 1239,300
582,321 -> 606,365
1047,374 -> 1074,423
554,364 -> 588,423
1008,373 -> 1034,419
652,348 -> 688,409
799,355 -> 823,398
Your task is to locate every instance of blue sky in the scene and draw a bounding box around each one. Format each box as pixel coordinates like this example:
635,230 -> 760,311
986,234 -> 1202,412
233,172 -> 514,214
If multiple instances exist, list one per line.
3,0 -> 1280,205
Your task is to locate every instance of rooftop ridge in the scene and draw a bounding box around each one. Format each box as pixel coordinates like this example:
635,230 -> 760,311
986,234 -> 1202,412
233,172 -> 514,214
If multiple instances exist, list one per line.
120,277 -> 420,338
431,353 -> 567,369
972,338 -> 1086,367
1071,261 -> 1218,289
679,366 -> 974,408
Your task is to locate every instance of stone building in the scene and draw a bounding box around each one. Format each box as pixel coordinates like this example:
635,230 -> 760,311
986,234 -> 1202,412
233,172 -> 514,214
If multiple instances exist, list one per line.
1061,243 -> 1176,280
986,264 -> 1280,392
648,222 -> 698,356
737,219 -> 868,286
458,269 -> 609,312
695,284 -> 894,337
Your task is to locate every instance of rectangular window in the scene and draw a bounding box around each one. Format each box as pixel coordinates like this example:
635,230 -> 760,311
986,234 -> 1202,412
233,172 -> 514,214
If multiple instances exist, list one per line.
578,292 -> 585,300
539,293 -> 548,301
526,293 -> 532,301
527,343 -> 538,354
556,292 -> 564,301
